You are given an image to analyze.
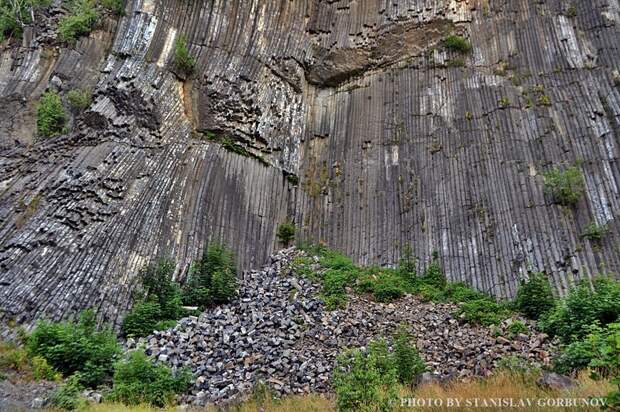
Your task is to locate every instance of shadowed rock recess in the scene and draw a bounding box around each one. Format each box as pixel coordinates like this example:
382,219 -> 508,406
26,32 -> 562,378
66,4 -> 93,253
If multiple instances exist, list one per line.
0,0 -> 619,328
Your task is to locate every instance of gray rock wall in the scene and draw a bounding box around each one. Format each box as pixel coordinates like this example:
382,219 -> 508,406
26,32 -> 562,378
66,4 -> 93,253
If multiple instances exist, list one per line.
1,0 -> 619,327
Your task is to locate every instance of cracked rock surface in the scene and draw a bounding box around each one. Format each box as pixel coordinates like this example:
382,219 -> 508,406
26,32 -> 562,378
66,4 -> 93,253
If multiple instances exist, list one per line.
141,248 -> 555,406
0,0 -> 620,328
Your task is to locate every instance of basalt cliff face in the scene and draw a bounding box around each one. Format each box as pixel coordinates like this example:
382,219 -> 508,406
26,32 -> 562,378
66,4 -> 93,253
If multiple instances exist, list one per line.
1,0 -> 619,328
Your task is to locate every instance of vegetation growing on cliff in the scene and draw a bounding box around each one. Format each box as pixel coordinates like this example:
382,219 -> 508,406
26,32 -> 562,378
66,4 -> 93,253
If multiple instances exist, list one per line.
0,0 -> 50,41
36,91 -> 67,137
543,166 -> 585,206
173,35 -> 195,77
58,0 -> 99,43
182,242 -> 238,308
67,88 -> 92,111
277,221 -> 296,247
443,35 -> 472,54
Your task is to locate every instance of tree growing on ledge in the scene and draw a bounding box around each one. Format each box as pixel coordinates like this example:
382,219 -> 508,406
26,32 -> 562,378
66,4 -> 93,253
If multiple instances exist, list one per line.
443,35 -> 472,54
543,166 -> 585,206
173,34 -> 195,78
277,221 -> 296,247
36,91 -> 67,137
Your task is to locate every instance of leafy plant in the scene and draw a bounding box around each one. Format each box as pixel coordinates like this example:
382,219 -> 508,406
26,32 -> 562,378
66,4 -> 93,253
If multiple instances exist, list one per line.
58,0 -> 99,43
50,373 -> 87,410
67,88 -> 92,110
539,277 -> 620,344
36,91 -> 67,137
182,242 -> 238,308
122,301 -> 163,338
27,309 -> 121,388
173,34 -> 195,77
543,166 -> 585,206
514,273 -> 555,320
277,221 -> 296,247
583,222 -> 608,242
0,0 -> 50,41
333,340 -> 398,412
393,328 -> 425,384
457,298 -> 510,326
398,244 -> 416,281
506,321 -> 528,339
108,351 -> 191,407
443,35 -> 472,54
101,0 -> 123,15
122,260 -> 184,338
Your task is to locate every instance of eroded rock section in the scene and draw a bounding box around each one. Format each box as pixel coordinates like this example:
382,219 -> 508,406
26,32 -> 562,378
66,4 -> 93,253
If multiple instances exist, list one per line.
0,0 -> 620,327
141,248 -> 554,406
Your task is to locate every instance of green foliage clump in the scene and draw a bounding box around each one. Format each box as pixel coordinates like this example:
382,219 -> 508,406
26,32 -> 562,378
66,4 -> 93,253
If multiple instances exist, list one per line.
67,88 -> 92,110
506,320 -> 528,339
393,328 -> 425,384
543,166 -> 585,206
101,0 -> 124,15
540,277 -> 620,344
276,221 -> 296,247
582,222 -> 608,242
122,260 -> 184,338
58,0 -> 99,43
50,374 -> 87,410
182,242 -> 238,308
27,310 -> 121,388
457,299 -> 511,326
333,340 -> 398,412
36,91 -> 67,137
0,0 -> 50,41
514,273 -> 555,320
0,341 -> 60,381
108,351 -> 191,407
398,244 -> 416,282
173,34 -> 195,77
443,35 -> 472,54
420,257 -> 446,290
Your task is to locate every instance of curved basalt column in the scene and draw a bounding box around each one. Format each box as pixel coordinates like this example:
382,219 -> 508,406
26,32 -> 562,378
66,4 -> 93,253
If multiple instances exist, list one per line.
0,0 -> 619,327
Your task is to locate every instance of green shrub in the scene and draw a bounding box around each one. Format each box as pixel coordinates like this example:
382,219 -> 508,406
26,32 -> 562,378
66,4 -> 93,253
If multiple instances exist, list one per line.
543,166 -> 585,206
398,244 -> 417,281
323,269 -> 351,309
443,35 -> 472,53
514,273 -> 555,320
58,0 -> 99,43
554,322 -> 620,376
0,0 -> 50,41
36,91 -> 67,137
420,258 -> 446,289
276,221 -> 296,247
50,374 -> 87,410
101,0 -> 124,15
31,356 -> 61,381
173,34 -> 195,77
539,277 -> 620,343
27,309 -> 121,388
122,301 -> 162,338
182,243 -> 238,308
333,340 -> 398,412
416,283 -> 446,302
122,260 -> 184,338
506,320 -> 528,339
370,271 -> 406,302
67,88 -> 92,110
582,222 -> 608,242
443,282 -> 486,302
393,328 -> 425,385
108,351 -> 191,407
457,298 -> 510,326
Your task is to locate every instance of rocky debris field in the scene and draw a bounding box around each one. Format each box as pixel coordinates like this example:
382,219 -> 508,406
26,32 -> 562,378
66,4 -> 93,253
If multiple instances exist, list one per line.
139,248 -> 556,406
0,372 -> 59,411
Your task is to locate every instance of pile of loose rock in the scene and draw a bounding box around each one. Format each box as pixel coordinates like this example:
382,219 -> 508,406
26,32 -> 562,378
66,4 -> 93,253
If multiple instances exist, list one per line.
139,247 -> 555,406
